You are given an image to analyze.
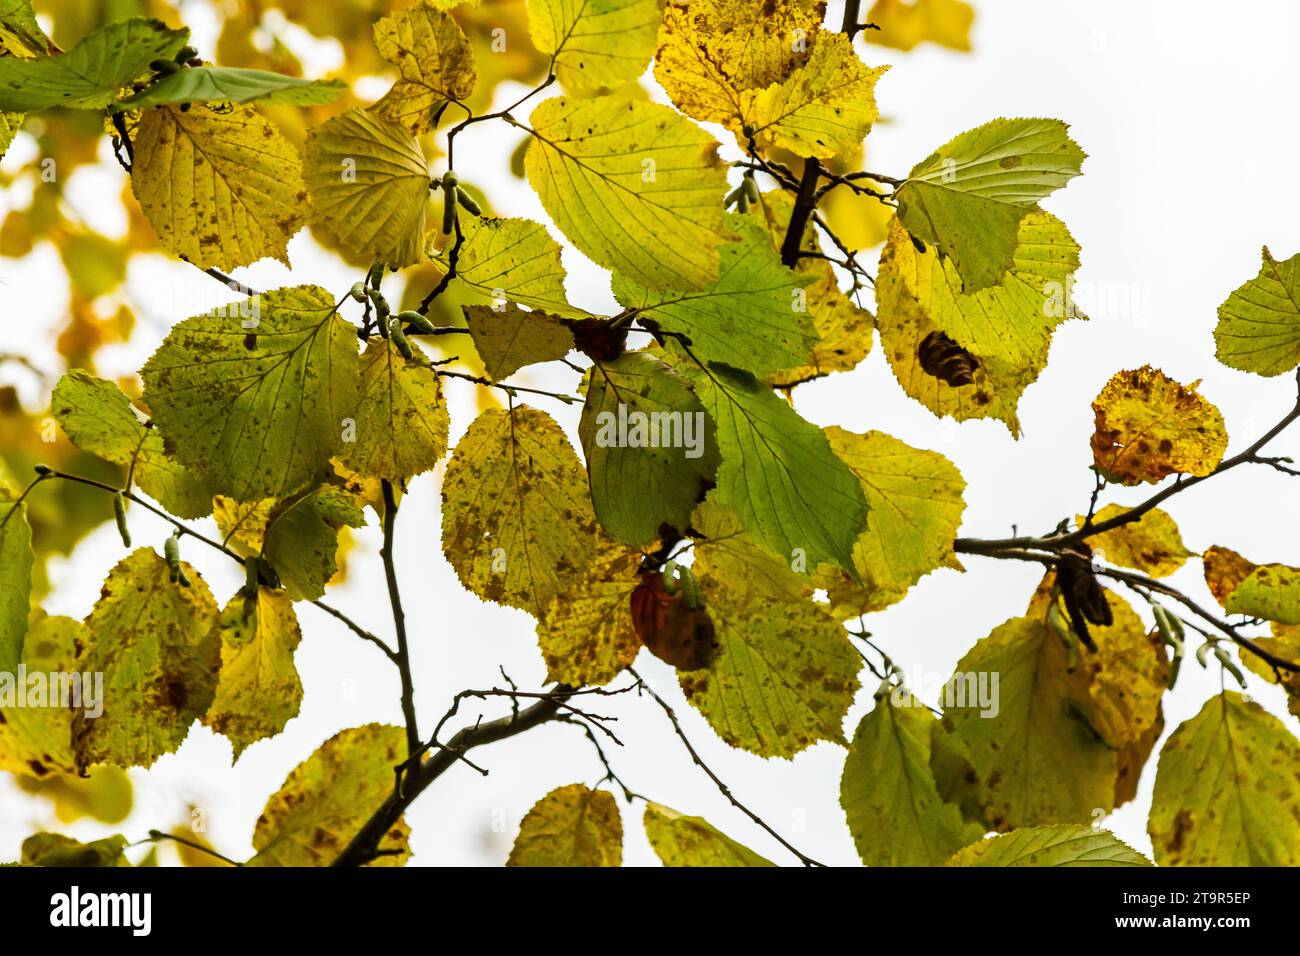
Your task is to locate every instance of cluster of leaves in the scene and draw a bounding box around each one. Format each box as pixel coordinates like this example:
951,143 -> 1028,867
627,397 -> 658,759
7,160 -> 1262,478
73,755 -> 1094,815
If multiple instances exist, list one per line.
2,0 -> 1300,869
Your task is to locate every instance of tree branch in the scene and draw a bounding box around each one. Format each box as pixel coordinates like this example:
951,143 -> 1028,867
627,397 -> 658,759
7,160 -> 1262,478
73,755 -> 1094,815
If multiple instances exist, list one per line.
381,479 -> 420,757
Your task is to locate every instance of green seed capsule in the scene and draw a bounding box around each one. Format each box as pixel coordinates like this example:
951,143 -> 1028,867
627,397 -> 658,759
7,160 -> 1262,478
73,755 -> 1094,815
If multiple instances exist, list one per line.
396,310 -> 437,334
736,191 -> 749,214
662,560 -> 679,595
149,58 -> 181,74
389,317 -> 414,359
350,281 -> 367,302
164,532 -> 183,584
1196,640 -> 1214,667
679,565 -> 704,611
723,186 -> 740,210
456,188 -> 481,216
442,171 -> 459,188
175,46 -> 199,63
1168,654 -> 1183,690
1215,646 -> 1247,688
365,286 -> 390,321
742,174 -> 760,203
113,494 -> 131,548
442,185 -> 458,234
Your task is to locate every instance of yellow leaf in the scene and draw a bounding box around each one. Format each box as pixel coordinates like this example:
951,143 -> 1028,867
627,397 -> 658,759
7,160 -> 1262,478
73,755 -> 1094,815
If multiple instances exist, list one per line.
131,102 -> 307,271
1149,692 -> 1300,866
508,783 -> 622,866
372,0 -> 476,134
338,337 -> 450,483
536,537 -> 643,686
427,216 -> 580,315
305,108 -> 430,267
865,0 -> 974,52
202,587 -> 303,760
463,303 -> 574,381
1202,544 -> 1257,607
441,406 -> 596,618
946,826 -> 1150,867
653,0 -> 824,128
250,723 -> 411,866
1090,366 -> 1228,485
0,613 -> 84,778
822,427 -> 966,616
1080,505 -> 1195,578
691,499 -> 813,604
525,95 -> 728,291
643,803 -> 775,866
1225,563 -> 1300,625
529,0 -> 663,90
743,33 -> 887,160
72,549 -> 220,773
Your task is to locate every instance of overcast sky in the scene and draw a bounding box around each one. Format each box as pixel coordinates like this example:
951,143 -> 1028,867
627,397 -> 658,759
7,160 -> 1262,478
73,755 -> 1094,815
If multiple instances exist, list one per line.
3,0 -> 1299,866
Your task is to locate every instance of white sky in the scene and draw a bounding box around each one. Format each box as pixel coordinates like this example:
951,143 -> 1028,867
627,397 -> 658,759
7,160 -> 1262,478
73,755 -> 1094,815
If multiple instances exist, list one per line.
2,0 -> 1300,866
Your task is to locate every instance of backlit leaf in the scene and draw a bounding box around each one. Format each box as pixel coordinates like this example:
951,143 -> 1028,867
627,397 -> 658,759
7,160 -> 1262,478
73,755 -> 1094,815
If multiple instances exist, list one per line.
1225,563 -> 1300,625
1080,505 -> 1195,578
464,303 -> 575,382
428,216 -> 579,315
612,214 -> 817,378
0,613 -> 84,777
1214,246 -> 1300,376
0,18 -> 188,111
841,692 -> 981,865
51,370 -> 213,519
507,783 -> 621,866
1149,691 -> 1300,866
72,549 -> 220,773
22,833 -> 128,867
203,587 -> 303,759
141,285 -> 360,501
643,803 -> 775,866
250,723 -> 411,866
865,0 -> 974,52
579,351 -> 719,546
116,67 -> 345,110
1090,366 -> 1228,485
305,108 -> 431,268
1203,544 -> 1257,607
0,484 -> 33,672
372,1 -> 476,135
529,0 -> 662,90
441,406 -> 596,618
525,95 -> 728,291
895,118 -> 1085,291
947,825 -> 1150,867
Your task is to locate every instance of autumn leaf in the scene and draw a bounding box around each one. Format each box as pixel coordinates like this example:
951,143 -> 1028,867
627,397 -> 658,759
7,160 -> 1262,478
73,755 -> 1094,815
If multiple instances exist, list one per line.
643,803 -> 774,866
1225,563 -> 1300,625
115,67 -> 345,110
0,613 -> 83,777
1203,544 -> 1258,607
0,484 -> 33,672
946,826 -> 1150,867
463,304 -> 574,382
1214,246 -> 1300,376
865,0 -> 974,52
372,1 -> 476,134
1090,366 -> 1228,485
428,216 -> 579,315
1080,505 -> 1195,578
529,0 -> 663,90
131,101 -> 308,271
507,784 -> 622,866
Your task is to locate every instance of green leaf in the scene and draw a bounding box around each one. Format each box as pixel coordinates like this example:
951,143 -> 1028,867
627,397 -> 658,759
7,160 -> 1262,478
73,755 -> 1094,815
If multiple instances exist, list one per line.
51,370 -> 213,519
507,784 -> 622,866
946,825 -> 1151,867
643,803 -> 775,866
821,427 -> 966,616
613,214 -> 817,377
22,833 -> 128,867
1214,246 -> 1300,376
680,589 -> 860,758
249,723 -> 411,866
463,303 -> 575,382
338,338 -> 449,483
690,499 -> 813,603
215,485 -> 366,602
526,95 -> 729,291
742,33 -> 887,160
131,101 -> 309,271
579,352 -> 719,547
305,108 -> 431,268
0,18 -> 189,111
372,0 -> 476,135
933,615 -> 1118,830
441,406 -> 596,618
72,549 -> 220,772
202,587 -> 303,759
141,285 -> 360,501
0,613 -> 84,777
115,67 -> 346,110
673,357 -> 868,573
1224,563 -> 1300,626
0,0 -> 54,56
536,537 -> 643,686
428,216 -> 580,315
841,693 -> 982,865
0,485 -> 33,673
528,0 -> 663,90
1149,691 -> 1300,866
895,117 -> 1085,290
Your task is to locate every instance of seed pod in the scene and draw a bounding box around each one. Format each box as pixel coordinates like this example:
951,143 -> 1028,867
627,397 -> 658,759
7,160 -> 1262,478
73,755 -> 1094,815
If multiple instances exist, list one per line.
1152,604 -> 1182,651
1196,640 -> 1214,668
175,45 -> 199,63
917,330 -> 979,387
389,317 -> 414,359
1167,652 -> 1183,690
456,188 -> 481,216
396,310 -> 437,335
742,173 -> 760,204
662,560 -> 679,595
149,58 -> 181,74
442,185 -> 458,235
112,493 -> 131,548
164,532 -> 189,586
736,190 -> 749,214
350,281 -> 367,303
33,463 -> 52,476
723,186 -> 741,210
678,565 -> 704,611
1215,646 -> 1247,688
442,171 -> 459,188
365,286 -> 390,321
